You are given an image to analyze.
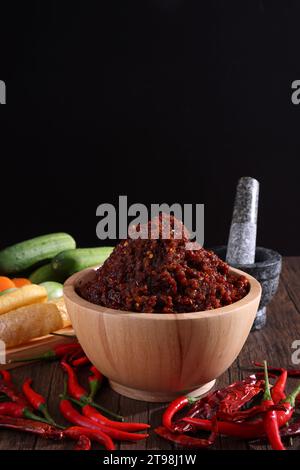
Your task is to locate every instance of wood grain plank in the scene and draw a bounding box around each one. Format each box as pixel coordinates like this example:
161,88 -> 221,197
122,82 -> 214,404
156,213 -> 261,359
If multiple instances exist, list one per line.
119,396 -> 148,450
3,328 -> 75,371
242,278 -> 300,369
146,402 -> 173,450
239,274 -> 300,450
34,361 -> 73,450
1,258 -> 300,450
93,381 -> 121,450
35,366 -> 121,449
281,257 -> 300,315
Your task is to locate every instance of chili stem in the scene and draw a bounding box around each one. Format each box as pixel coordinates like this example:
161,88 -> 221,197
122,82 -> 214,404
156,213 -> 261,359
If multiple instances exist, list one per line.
69,396 -> 124,422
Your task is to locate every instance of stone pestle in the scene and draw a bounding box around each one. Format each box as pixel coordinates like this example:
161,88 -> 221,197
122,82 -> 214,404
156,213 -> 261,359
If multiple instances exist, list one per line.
226,176 -> 259,265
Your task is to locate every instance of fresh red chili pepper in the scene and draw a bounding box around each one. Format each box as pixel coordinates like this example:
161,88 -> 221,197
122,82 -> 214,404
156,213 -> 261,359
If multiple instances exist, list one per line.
59,399 -> 148,442
61,361 -> 123,421
253,362 -> 300,378
66,348 -> 85,364
73,434 -> 91,451
72,356 -> 91,368
22,378 -> 46,409
262,360 -> 285,450
80,402 -> 150,432
0,401 -> 57,425
22,378 -> 58,427
88,366 -> 103,399
271,369 -> 287,404
0,401 -> 32,418
61,361 -> 87,400
155,426 -> 215,448
42,343 -> 82,359
162,395 -> 199,431
0,415 -> 114,450
0,379 -> 29,407
63,426 -> 115,451
0,370 -> 13,386
59,398 -> 95,429
11,343 -> 82,363
253,379 -> 300,428
0,371 -> 15,401
81,402 -> 149,432
173,392 -> 215,433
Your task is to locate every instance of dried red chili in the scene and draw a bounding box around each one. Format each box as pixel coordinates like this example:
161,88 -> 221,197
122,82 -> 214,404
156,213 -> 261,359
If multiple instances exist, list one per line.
0,414 -> 63,439
218,376 -> 264,415
155,426 -> 216,448
217,403 -> 286,422
174,375 -> 263,433
183,381 -> 300,440
73,434 -> 91,451
280,420 -> 300,439
183,416 -> 264,439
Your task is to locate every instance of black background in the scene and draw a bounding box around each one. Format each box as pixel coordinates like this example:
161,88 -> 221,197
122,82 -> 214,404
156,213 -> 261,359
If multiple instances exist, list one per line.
1,1 -> 300,254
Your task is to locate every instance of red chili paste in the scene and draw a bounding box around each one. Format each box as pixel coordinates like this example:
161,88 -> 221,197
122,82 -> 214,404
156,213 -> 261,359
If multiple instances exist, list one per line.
78,216 -> 249,313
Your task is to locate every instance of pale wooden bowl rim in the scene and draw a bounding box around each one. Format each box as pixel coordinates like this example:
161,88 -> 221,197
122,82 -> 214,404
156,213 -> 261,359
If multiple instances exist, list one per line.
64,266 -> 261,321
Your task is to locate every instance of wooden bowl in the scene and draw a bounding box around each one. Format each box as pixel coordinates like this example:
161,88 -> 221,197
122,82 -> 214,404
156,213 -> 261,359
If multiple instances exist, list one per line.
64,267 -> 261,402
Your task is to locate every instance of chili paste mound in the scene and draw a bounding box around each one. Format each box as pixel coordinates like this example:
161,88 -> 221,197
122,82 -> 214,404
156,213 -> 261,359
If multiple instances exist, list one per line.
78,216 -> 250,313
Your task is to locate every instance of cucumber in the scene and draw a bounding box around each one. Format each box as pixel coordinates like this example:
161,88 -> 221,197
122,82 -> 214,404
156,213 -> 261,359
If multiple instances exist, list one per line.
0,233 -> 76,275
52,247 -> 114,277
39,282 -> 63,300
29,263 -> 66,284
0,287 -> 17,296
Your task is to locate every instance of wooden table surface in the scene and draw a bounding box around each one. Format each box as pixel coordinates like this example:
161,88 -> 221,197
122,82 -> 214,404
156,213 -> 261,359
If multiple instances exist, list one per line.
1,257 -> 300,451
